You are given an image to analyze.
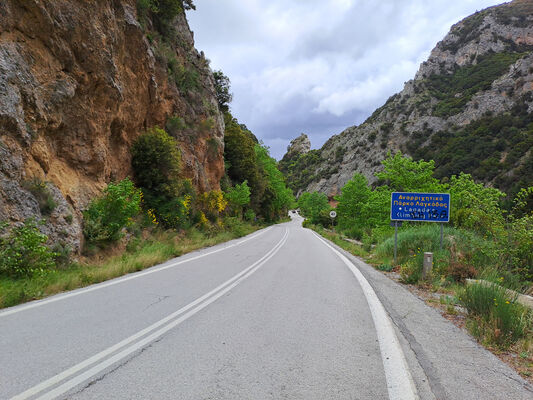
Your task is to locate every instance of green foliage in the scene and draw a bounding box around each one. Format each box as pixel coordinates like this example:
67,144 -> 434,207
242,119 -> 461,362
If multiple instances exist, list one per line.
278,149 -> 324,194
137,0 -> 195,36
225,181 -> 251,217
224,112 -> 262,199
223,113 -> 293,220
244,209 -> 256,222
506,187 -> 533,280
165,115 -> 187,137
131,127 -> 190,228
255,144 -> 296,219
376,151 -> 443,192
132,127 -> 181,203
410,101 -> 533,196
0,220 -> 57,278
426,52 -> 525,117
23,179 -> 57,216
213,70 -> 233,112
83,179 -> 142,244
448,173 -> 505,236
460,282 -> 531,348
335,174 -> 371,236
298,192 -> 329,224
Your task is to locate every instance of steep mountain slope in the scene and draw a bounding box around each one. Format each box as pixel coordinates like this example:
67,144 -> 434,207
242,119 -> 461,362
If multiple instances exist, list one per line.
280,0 -> 533,198
0,0 -> 224,252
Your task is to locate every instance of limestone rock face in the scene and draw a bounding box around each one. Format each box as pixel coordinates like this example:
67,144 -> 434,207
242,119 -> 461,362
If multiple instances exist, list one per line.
283,0 -> 533,197
285,134 -> 311,157
0,0 -> 225,252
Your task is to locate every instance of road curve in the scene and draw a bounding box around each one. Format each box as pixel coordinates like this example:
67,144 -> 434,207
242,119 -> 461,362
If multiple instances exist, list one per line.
1,217 -> 531,399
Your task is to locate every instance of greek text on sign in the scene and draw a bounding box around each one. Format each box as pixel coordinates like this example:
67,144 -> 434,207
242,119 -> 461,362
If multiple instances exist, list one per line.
390,192 -> 450,222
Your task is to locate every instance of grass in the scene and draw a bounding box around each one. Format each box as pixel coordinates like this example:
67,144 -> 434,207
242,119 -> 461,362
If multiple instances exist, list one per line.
306,220 -> 532,352
305,224 -> 368,259
460,281 -> 532,348
0,223 -> 261,310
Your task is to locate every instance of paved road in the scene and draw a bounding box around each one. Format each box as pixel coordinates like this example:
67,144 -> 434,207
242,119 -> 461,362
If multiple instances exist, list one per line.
1,217 -> 532,399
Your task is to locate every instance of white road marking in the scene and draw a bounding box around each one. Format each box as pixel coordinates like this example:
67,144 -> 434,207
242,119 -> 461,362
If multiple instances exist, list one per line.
0,227 -> 272,318
311,231 -> 419,400
12,228 -> 289,400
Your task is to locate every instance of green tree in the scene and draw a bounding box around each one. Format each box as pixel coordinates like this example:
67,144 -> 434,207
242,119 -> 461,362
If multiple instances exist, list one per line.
83,179 -> 142,244
223,113 -> 264,210
131,127 -> 191,228
213,70 -> 233,112
132,127 -> 181,204
376,151 -> 443,192
0,219 -> 57,277
137,0 -> 195,36
225,181 -> 251,218
255,144 -> 295,219
448,172 -> 505,236
298,192 -> 329,224
335,174 -> 372,236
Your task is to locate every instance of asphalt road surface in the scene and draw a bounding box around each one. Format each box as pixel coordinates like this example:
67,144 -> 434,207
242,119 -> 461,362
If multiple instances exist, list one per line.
1,216 -> 532,399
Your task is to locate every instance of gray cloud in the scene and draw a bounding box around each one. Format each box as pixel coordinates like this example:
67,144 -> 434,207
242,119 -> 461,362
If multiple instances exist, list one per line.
188,0 -> 504,159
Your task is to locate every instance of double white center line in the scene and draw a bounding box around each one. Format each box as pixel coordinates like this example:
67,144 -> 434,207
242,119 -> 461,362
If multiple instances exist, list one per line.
12,228 -> 289,400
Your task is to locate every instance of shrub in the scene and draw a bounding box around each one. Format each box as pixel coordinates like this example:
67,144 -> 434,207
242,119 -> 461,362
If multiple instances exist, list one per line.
297,192 -> 329,224
244,209 -> 256,222
400,257 -> 422,284
198,190 -> 227,223
132,127 -> 181,201
83,179 -> 142,245
0,220 -> 57,277
460,282 -> 531,347
23,179 -> 57,216
132,127 -> 189,228
225,181 -> 251,217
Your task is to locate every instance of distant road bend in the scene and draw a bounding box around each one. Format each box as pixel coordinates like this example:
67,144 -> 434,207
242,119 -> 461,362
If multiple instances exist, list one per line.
1,216 -> 531,399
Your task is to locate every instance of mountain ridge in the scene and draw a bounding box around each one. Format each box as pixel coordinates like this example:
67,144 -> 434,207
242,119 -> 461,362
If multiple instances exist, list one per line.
279,0 -> 533,199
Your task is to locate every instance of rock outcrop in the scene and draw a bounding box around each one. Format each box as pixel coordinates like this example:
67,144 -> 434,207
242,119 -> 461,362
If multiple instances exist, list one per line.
285,134 -> 311,157
282,0 -> 533,198
0,0 -> 225,252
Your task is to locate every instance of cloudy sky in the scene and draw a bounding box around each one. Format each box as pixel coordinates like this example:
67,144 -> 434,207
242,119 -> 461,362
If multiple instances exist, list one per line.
187,0 -> 504,159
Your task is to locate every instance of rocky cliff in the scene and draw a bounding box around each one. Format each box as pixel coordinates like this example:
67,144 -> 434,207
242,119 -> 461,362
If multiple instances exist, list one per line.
281,0 -> 533,198
0,0 -> 225,252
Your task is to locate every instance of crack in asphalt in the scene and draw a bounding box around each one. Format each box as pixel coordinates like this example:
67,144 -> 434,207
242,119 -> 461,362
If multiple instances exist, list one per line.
142,294 -> 171,312
69,336 -> 165,399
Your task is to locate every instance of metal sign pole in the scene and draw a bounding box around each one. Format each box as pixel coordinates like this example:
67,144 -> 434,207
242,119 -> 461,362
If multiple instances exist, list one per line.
440,223 -> 443,251
394,221 -> 398,265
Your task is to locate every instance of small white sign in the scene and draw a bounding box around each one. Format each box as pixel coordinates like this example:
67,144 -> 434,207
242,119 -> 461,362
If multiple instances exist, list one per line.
329,211 -> 337,218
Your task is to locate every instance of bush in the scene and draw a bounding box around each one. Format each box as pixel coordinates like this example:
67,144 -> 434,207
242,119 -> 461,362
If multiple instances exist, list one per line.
0,220 -> 57,277
132,127 -> 181,202
460,282 -> 531,347
23,179 -> 57,216
83,179 -> 142,245
400,256 -> 423,284
132,127 -> 190,228
244,209 -> 256,222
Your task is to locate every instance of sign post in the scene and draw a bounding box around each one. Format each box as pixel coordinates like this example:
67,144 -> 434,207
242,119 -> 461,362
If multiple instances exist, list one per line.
329,210 -> 337,231
390,192 -> 450,264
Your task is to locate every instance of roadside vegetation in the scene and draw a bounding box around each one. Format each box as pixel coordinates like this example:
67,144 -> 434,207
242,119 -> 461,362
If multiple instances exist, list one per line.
297,152 -> 532,367
0,68 -> 294,310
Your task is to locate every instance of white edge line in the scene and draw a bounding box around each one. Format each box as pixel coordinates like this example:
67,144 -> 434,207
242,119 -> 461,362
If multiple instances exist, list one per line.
310,230 -> 418,400
0,227 -> 273,318
12,228 -> 288,400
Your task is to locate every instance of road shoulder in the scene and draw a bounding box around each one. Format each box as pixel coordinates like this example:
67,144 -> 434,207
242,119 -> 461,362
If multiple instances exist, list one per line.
313,229 -> 533,400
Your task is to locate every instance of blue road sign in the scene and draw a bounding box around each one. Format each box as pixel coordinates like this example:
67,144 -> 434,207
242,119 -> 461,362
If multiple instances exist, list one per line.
390,192 -> 450,222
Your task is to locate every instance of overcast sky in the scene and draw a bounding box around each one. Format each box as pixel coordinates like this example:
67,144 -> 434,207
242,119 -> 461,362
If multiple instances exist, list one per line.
187,0 -> 504,159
